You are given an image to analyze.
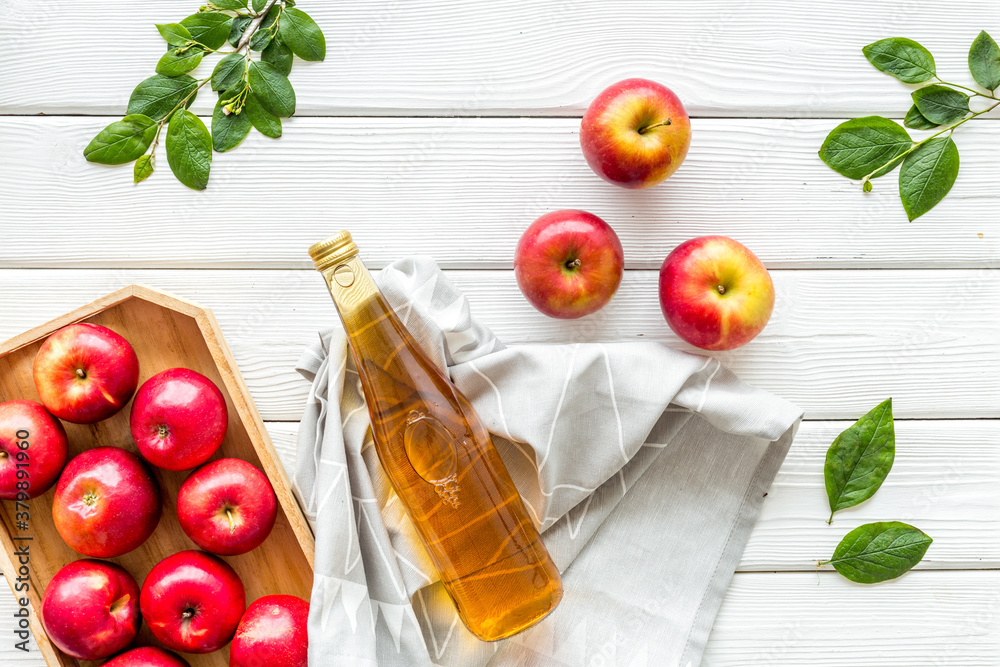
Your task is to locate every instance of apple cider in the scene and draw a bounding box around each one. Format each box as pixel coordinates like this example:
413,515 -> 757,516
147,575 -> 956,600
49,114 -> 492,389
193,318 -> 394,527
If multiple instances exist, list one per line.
309,232 -> 562,641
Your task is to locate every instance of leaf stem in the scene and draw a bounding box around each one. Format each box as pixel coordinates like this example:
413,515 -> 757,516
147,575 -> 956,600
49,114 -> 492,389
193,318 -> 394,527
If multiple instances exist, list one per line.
934,77 -> 999,100
156,77 -> 212,130
861,99 -> 1000,184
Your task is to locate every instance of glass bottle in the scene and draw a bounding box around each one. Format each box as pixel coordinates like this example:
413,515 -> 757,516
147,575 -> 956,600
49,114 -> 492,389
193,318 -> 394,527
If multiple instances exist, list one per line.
309,232 -> 562,641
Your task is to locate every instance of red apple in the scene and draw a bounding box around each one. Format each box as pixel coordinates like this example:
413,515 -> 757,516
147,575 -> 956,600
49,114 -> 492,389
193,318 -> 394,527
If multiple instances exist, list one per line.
658,236 -> 774,351
102,646 -> 190,667
140,550 -> 246,654
580,78 -> 691,189
0,400 -> 68,499
514,209 -> 624,319
41,559 -> 140,661
177,458 -> 278,556
230,594 -> 309,667
33,323 -> 139,424
52,446 -> 162,558
130,368 -> 228,471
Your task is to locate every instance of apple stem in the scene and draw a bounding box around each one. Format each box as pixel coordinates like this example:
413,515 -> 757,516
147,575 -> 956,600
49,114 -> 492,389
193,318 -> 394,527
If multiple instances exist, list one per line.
565,258 -> 582,270
157,424 -> 169,439
227,508 -> 236,533
182,608 -> 194,619
638,118 -> 672,134
75,368 -> 87,379
0,451 -> 7,460
717,285 -> 726,294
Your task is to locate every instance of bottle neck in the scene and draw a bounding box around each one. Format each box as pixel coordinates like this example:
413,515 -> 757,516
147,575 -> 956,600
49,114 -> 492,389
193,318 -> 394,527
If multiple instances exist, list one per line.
318,254 -> 380,323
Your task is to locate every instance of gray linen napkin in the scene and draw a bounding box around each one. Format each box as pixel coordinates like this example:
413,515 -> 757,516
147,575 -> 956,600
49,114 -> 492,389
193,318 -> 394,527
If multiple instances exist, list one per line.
294,257 -> 802,667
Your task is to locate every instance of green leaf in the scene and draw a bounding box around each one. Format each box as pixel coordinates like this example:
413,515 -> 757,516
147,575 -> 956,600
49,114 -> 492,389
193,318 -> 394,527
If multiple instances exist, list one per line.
279,7 -> 325,61
83,115 -> 157,165
824,399 -> 894,521
250,6 -> 280,51
156,47 -> 205,76
827,522 -> 932,584
156,23 -> 193,47
262,39 -> 293,76
247,60 -> 296,116
818,116 -> 912,180
133,154 -> 154,183
212,90 -> 252,151
127,74 -> 199,121
180,12 -> 233,50
212,53 -> 246,91
899,136 -> 959,221
229,16 -> 252,47
166,109 -> 212,190
911,85 -> 970,125
903,104 -> 939,130
252,0 -> 268,12
211,0 -> 247,9
969,30 -> 1000,91
244,91 -> 282,137
862,37 -> 936,83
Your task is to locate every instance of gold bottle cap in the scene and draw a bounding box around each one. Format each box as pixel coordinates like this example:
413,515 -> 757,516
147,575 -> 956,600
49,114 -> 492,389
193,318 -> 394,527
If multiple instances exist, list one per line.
309,231 -> 359,271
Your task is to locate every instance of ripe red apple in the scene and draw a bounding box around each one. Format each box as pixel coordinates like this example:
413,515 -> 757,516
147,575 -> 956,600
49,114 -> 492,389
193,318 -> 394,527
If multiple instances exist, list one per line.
130,368 -> 228,471
580,78 -> 692,189
102,646 -> 190,667
514,209 -> 624,319
33,323 -> 139,424
40,559 -> 140,661
177,458 -> 278,556
140,550 -> 246,654
0,400 -> 68,499
52,446 -> 162,558
658,236 -> 774,351
230,594 -> 309,667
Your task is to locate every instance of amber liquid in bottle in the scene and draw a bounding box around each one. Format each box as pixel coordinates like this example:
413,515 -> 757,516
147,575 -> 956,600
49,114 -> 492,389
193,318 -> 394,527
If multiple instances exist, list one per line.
310,232 -> 562,641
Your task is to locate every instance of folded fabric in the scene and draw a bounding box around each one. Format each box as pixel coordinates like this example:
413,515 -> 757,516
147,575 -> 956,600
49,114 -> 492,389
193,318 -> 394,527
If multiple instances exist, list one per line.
294,257 -> 802,667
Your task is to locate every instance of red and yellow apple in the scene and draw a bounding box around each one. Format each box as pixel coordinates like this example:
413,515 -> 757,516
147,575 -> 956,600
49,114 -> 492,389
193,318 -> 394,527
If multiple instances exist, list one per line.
33,323 -> 139,424
140,550 -> 246,654
177,458 -> 278,556
514,209 -> 624,319
230,594 -> 309,667
102,646 -> 190,667
658,236 -> 774,351
130,368 -> 228,471
580,78 -> 691,189
40,559 -> 140,661
52,446 -> 162,558
0,400 -> 68,499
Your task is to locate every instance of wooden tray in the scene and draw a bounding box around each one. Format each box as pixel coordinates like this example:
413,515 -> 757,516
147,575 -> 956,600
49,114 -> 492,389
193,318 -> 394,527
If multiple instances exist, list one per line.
0,286 -> 315,667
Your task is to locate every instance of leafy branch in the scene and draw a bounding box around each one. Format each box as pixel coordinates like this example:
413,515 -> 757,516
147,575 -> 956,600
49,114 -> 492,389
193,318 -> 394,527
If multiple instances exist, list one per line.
84,0 -> 326,190
818,32 -> 1000,220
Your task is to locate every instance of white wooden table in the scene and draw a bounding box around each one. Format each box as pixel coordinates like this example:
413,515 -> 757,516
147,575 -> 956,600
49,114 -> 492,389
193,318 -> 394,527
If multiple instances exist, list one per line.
1,1 -> 998,664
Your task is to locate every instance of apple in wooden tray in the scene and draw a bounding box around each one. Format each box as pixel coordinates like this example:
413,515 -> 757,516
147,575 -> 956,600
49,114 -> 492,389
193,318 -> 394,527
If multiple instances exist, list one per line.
52,446 -> 162,558
102,646 -> 191,667
32,323 -> 139,424
177,457 -> 278,556
140,550 -> 246,654
579,78 -> 692,189
40,559 -> 140,661
514,209 -> 624,319
130,368 -> 228,471
658,236 -> 775,351
230,594 -> 310,667
0,400 -> 68,499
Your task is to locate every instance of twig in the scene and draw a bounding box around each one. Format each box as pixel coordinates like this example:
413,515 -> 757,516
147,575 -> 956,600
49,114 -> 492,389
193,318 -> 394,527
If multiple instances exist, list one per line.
236,0 -> 281,51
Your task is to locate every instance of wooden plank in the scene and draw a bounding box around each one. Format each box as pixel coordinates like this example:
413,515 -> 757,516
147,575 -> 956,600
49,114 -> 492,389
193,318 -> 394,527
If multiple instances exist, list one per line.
2,0 -> 996,117
0,269 -> 994,421
704,571 -> 1000,666
264,420 -> 1000,572
1,571 -> 996,665
1,117 -> 998,270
